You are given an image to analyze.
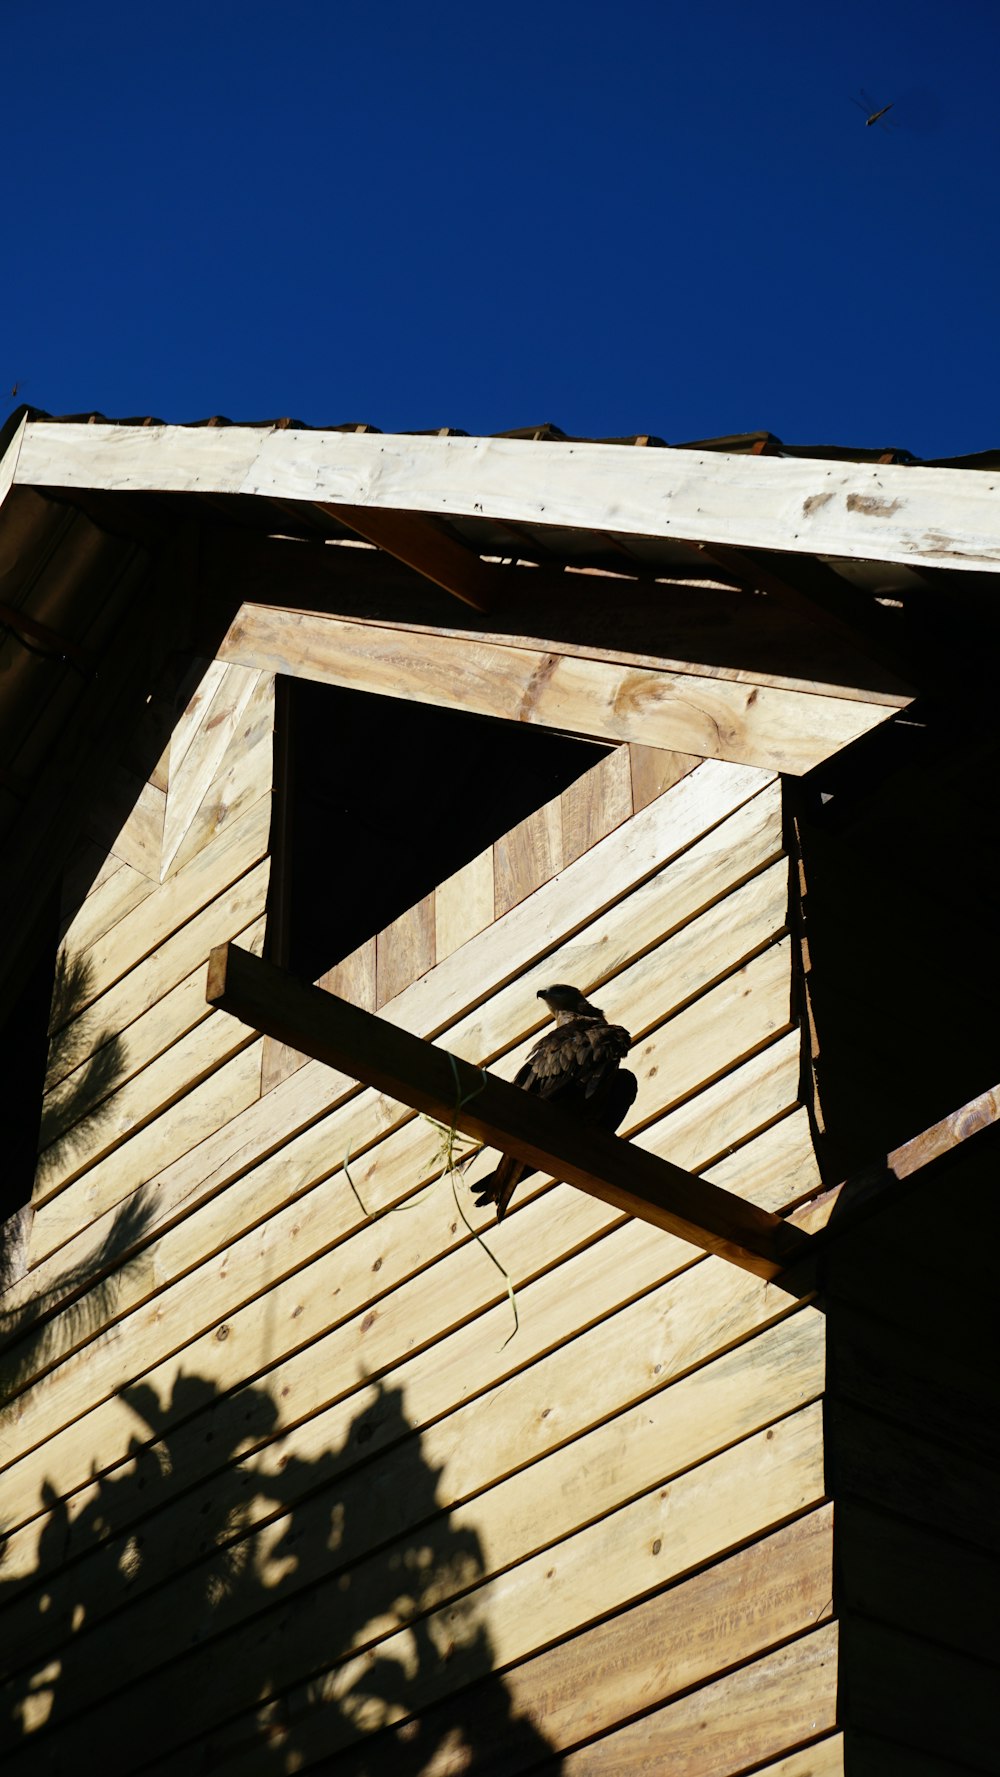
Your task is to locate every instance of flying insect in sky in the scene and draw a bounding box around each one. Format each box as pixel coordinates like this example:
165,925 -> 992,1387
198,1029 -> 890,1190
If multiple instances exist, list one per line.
852,90 -> 896,129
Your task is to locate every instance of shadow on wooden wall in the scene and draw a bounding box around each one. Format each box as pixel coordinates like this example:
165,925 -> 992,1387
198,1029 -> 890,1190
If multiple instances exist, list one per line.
0,1370 -> 565,1774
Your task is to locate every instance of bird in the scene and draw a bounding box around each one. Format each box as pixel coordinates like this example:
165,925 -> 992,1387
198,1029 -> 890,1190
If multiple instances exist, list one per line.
471,983 -> 635,1221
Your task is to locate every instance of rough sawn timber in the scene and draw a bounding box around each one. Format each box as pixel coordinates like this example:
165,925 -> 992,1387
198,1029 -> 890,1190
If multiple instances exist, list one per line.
16,420 -> 1000,572
206,942 -> 807,1275
216,604 -> 899,774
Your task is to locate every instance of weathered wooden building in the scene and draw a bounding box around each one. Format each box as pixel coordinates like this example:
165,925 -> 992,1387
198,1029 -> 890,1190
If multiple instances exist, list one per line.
0,410 -> 995,1775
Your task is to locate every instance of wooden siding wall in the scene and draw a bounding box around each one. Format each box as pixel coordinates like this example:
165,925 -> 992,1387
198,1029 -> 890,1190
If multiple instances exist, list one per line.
0,734 -> 838,1775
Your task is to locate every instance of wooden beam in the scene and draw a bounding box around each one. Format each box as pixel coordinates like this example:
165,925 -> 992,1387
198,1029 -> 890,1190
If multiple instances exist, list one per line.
205,942 -> 808,1278
215,602 -> 903,775
16,420 -> 1000,573
199,527 -> 914,708
318,503 -> 497,613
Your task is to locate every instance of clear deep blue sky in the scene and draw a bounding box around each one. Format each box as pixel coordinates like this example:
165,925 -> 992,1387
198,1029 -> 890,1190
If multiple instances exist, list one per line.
3,0 -> 997,457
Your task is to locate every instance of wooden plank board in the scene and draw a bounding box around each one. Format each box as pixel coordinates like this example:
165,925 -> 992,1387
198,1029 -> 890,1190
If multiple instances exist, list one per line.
325,501 -> 496,611
261,936 -> 378,1093
160,663 -> 262,877
58,841 -> 126,928
55,858 -> 156,979
375,891 -> 435,1007
838,1499 -> 998,1661
200,527 -> 911,707
56,792 -> 272,1018
828,1401 -> 999,1552
328,1514 -> 838,1777
125,1408 -> 827,1777
27,1039 -> 264,1267
5,765 -> 775,1319
83,767 -> 166,879
557,1623 -> 839,1776
434,848 -> 494,961
163,676 -> 274,880
560,744 -> 632,866
217,605 -> 900,775
7,1342 -> 828,1746
35,1007 -> 263,1202
36,855 -> 271,1131
19,419 -> 1000,573
840,1618 -> 993,1773
42,914 -> 268,1145
494,794 -> 564,916
2,1257 -> 820,1670
629,741 -> 700,810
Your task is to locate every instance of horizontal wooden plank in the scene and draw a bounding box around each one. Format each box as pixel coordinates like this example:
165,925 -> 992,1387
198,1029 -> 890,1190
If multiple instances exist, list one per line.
202,527 -> 911,707
329,1512 -> 837,1777
37,1406 -> 826,1777
19,419 -> 1000,572
1,903 -> 794,1444
217,605 -> 899,774
3,1314 -> 826,1724
0,1003 -> 802,1480
557,1623 -> 839,1776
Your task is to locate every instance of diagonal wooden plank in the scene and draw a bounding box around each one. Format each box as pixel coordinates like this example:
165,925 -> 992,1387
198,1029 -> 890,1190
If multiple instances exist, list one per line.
206,943 -> 808,1276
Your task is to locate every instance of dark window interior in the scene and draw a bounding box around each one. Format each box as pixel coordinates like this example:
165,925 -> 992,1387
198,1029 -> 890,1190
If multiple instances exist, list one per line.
0,891 -> 60,1228
279,679 -> 609,983
792,706 -> 998,1181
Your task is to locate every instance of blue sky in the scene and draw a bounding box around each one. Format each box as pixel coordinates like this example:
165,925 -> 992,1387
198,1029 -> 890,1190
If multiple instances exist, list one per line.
3,0 -> 997,457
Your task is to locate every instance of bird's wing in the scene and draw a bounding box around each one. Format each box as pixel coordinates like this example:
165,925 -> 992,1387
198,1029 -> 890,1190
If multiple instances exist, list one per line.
473,1015 -> 631,1222
522,1016 -> 631,1099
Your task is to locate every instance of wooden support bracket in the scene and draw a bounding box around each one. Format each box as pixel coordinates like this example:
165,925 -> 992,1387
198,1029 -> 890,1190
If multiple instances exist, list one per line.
206,942 -> 809,1279
317,503 -> 499,613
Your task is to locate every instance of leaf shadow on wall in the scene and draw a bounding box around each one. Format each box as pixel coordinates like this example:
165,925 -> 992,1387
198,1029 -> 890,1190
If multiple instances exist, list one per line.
0,1369 -> 564,1775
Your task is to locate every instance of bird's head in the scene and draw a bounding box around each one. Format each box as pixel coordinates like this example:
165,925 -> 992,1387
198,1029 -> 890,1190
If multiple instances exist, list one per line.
537,983 -> 601,1017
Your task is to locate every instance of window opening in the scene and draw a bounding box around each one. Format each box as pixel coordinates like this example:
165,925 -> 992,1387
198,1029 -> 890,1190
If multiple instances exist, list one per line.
277,677 -> 610,984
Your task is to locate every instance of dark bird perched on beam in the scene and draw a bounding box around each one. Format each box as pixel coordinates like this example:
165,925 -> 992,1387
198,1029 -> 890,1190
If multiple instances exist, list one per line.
472,983 -> 636,1221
